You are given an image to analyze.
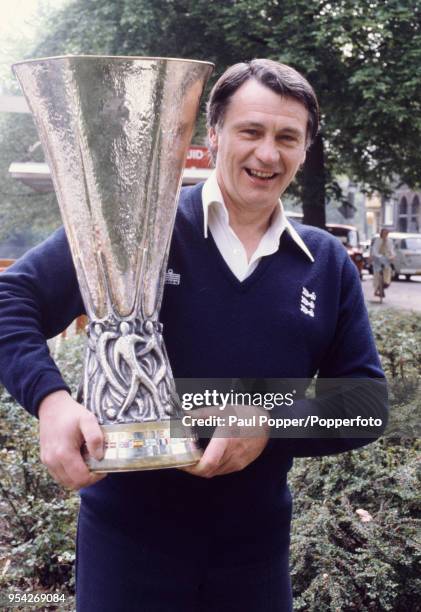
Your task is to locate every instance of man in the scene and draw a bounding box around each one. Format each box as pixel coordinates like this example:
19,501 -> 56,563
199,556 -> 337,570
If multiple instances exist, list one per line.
0,59 -> 386,611
371,228 -> 395,297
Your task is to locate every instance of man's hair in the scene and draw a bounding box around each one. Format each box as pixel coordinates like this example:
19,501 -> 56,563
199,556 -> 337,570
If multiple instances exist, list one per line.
206,59 -> 319,149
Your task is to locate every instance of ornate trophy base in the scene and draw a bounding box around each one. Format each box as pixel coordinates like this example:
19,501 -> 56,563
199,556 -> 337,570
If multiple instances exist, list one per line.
85,422 -> 202,473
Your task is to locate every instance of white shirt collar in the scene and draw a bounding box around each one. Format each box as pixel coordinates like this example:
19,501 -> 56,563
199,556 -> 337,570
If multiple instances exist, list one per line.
201,170 -> 314,263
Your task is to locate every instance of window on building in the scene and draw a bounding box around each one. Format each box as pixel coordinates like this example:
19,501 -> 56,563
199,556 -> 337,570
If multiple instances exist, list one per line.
398,197 -> 408,232
383,199 -> 394,226
410,196 -> 420,232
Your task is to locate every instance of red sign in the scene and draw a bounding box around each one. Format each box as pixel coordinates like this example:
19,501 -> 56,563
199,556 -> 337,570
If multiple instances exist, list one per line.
185,145 -> 212,168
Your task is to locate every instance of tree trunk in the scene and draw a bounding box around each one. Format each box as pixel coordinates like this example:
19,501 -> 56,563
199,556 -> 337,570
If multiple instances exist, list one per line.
302,133 -> 326,228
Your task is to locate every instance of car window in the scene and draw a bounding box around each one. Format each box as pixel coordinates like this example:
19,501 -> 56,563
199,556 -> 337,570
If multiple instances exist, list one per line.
348,230 -> 358,248
406,238 -> 421,250
327,227 -> 355,247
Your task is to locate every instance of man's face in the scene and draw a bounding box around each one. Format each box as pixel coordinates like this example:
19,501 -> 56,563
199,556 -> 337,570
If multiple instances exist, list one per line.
209,79 -> 308,215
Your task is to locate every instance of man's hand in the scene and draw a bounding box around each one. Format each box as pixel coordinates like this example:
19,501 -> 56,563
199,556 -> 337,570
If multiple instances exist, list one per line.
182,436 -> 269,478
180,405 -> 270,478
38,390 -> 106,490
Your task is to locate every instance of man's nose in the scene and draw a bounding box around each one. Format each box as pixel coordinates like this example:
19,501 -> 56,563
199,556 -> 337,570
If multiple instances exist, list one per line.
255,138 -> 280,166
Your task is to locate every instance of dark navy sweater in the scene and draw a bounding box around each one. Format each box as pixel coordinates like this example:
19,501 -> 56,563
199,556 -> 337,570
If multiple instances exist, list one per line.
0,182 -> 386,564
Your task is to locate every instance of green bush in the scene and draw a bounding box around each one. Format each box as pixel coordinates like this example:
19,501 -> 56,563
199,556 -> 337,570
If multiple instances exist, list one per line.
0,335 -> 84,608
369,309 -> 421,380
289,438 -> 420,611
0,310 -> 420,610
289,308 -> 421,611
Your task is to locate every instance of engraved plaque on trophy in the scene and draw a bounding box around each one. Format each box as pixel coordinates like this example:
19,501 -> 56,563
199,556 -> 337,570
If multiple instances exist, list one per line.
13,55 -> 213,471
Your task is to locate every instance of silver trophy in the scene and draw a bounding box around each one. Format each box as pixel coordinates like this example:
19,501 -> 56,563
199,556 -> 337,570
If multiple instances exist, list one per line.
13,55 -> 213,471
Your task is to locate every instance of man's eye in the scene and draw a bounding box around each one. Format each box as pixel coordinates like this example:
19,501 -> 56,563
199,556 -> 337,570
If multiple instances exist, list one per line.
279,134 -> 302,145
242,129 -> 258,136
280,135 -> 296,142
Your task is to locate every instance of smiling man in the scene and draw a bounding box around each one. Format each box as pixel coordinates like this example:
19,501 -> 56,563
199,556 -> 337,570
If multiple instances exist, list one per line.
0,59 -> 386,612
204,66 -> 311,272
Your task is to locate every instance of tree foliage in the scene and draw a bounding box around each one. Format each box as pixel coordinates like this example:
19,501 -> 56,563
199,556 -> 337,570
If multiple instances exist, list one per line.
30,0 -> 421,225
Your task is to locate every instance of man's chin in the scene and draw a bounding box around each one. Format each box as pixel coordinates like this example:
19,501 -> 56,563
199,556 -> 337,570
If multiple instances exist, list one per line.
240,196 -> 281,212
244,181 -> 284,205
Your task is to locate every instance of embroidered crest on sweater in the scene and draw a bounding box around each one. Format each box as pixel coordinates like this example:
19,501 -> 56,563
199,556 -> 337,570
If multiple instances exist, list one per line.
300,286 -> 316,317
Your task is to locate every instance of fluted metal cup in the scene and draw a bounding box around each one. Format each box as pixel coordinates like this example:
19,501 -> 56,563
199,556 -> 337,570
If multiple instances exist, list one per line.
13,55 -> 213,471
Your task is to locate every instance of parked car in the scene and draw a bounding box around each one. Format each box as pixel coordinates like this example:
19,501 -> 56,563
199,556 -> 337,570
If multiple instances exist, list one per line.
285,214 -> 364,276
325,224 -> 364,277
392,233 -> 421,279
368,232 -> 421,280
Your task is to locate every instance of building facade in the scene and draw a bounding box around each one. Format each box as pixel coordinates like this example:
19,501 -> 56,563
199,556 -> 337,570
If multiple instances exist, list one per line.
382,187 -> 421,233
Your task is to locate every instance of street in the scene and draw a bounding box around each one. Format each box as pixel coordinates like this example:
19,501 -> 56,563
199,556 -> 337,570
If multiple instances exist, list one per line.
361,272 -> 421,312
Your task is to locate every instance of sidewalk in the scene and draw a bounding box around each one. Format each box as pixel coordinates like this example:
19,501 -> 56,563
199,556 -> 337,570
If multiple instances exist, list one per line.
361,272 -> 421,312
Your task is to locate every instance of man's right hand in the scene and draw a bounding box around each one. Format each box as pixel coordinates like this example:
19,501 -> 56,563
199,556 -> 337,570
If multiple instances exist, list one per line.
38,390 -> 106,490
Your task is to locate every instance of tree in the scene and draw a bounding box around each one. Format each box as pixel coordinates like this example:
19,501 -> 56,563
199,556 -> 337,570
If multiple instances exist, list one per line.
6,0 -> 421,229
161,0 -> 420,226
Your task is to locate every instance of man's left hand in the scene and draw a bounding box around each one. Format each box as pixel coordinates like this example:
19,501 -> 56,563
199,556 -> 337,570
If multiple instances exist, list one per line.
181,436 -> 269,478
180,405 -> 270,478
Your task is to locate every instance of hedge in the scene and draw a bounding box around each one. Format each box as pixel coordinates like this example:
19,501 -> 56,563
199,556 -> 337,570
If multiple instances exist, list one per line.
0,309 -> 420,610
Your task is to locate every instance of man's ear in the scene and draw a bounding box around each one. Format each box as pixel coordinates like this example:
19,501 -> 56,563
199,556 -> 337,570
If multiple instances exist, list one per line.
208,126 -> 218,153
300,148 -> 307,167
